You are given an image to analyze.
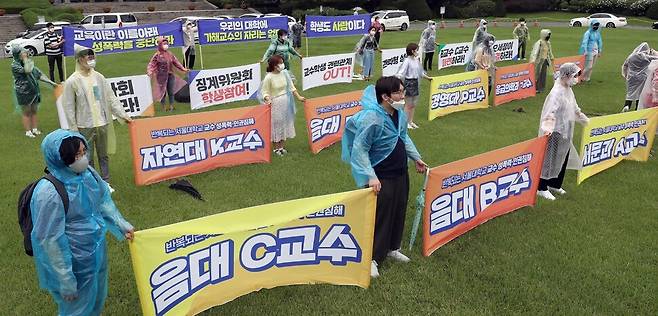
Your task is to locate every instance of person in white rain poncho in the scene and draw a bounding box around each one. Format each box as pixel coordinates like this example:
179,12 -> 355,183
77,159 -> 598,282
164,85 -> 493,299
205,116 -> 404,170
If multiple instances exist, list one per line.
537,63 -> 590,201
473,34 -> 496,94
61,45 -> 132,192
621,42 -> 658,112
465,19 -> 489,72
419,20 -> 438,72
638,58 -> 658,110
529,29 -> 554,94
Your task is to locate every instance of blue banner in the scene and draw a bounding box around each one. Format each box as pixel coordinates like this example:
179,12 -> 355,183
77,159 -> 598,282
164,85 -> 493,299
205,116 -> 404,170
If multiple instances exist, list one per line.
305,14 -> 371,38
198,16 -> 288,45
62,22 -> 184,56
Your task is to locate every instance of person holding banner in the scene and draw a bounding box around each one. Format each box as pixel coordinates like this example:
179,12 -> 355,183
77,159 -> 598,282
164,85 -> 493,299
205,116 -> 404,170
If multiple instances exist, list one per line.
396,43 -> 432,129
29,129 -> 135,316
62,45 -> 132,192
621,43 -> 658,112
537,63 -> 590,200
529,29 -> 554,94
261,29 -> 303,73
513,18 -> 529,60
473,34 -> 497,94
341,77 -> 428,277
579,19 -> 603,82
466,19 -> 489,72
147,37 -> 189,112
261,55 -> 306,156
10,45 -> 57,138
182,22 -> 196,70
356,27 -> 381,82
419,21 -> 438,72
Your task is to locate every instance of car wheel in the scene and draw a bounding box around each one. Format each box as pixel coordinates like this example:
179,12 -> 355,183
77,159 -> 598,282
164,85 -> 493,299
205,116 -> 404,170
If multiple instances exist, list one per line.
400,23 -> 408,31
25,46 -> 37,56
606,22 -> 615,28
573,21 -> 582,27
381,24 -> 386,32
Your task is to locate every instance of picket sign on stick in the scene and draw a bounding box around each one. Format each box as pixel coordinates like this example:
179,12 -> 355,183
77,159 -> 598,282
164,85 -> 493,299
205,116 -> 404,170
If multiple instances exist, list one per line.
198,43 -> 205,70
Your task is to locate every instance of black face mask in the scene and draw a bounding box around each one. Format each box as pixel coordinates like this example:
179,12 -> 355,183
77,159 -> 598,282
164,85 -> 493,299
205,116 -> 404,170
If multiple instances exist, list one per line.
592,25 -> 599,30
546,34 -> 551,41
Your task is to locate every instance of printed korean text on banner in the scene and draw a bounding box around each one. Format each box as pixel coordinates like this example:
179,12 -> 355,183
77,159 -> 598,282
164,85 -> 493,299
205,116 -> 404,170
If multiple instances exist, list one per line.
493,63 -> 536,106
305,14 -> 371,38
62,22 -> 184,56
553,55 -> 586,80
438,41 -> 471,70
428,69 -> 489,120
109,75 -> 155,117
423,137 -> 548,256
577,108 -> 658,184
197,16 -> 288,45
302,53 -> 355,91
304,90 -> 363,154
188,64 -> 260,110
130,188 -> 375,316
381,48 -> 407,77
129,105 -> 271,185
492,39 -> 519,62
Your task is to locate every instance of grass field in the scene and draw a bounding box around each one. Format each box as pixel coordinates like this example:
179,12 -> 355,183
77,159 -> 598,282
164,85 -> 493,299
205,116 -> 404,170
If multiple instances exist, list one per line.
0,25 -> 657,315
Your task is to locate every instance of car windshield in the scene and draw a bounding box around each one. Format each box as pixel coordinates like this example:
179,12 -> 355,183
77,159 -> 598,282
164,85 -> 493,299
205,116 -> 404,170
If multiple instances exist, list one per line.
24,30 -> 43,39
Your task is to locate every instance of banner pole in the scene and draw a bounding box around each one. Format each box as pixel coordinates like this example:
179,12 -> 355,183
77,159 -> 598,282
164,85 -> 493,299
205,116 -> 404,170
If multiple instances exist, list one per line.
305,37 -> 309,58
63,56 -> 68,80
198,43 -> 205,70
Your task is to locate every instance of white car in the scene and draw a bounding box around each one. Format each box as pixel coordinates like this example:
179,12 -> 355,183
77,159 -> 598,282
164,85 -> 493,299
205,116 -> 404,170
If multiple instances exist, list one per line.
5,27 -> 62,57
569,13 -> 627,28
80,13 -> 138,30
239,13 -> 263,19
373,10 -> 410,31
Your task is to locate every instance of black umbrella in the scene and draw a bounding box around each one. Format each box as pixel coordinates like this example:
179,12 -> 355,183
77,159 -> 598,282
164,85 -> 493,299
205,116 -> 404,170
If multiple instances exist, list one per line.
169,179 -> 204,201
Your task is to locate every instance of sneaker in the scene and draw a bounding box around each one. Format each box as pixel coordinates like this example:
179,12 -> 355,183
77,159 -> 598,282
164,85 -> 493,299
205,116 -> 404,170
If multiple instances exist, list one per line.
407,123 -> 414,129
410,122 -> 419,129
31,128 -> 42,135
273,148 -> 284,156
280,148 -> 288,154
537,190 -> 556,201
370,260 -> 380,278
387,249 -> 411,263
108,184 -> 116,194
548,187 -> 567,195
25,130 -> 36,138
622,105 -> 630,113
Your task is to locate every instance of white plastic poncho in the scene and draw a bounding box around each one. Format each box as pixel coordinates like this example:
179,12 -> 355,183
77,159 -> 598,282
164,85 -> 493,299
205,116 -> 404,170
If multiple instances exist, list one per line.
538,63 -> 590,179
622,42 -> 658,100
465,19 -> 489,71
638,59 -> 658,110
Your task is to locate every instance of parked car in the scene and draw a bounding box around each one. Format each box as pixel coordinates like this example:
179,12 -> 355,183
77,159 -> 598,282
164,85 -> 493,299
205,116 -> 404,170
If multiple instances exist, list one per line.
214,15 -> 234,19
653,21 -> 658,29
372,10 -> 409,31
239,13 -> 264,19
6,27 -> 62,57
569,13 -> 627,28
80,13 -> 138,30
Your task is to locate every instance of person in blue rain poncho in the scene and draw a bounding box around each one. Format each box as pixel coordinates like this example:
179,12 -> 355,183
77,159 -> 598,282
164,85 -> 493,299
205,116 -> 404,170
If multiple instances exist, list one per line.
30,129 -> 135,316
579,19 -> 603,82
342,77 -> 428,278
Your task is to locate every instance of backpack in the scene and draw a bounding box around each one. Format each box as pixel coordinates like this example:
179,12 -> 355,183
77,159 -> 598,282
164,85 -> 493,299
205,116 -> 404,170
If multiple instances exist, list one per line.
17,169 -> 69,257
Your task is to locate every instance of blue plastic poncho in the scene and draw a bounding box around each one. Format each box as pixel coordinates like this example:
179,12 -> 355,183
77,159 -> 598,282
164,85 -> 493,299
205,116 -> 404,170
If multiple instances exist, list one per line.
578,19 -> 603,55
341,85 -> 422,187
30,129 -> 133,316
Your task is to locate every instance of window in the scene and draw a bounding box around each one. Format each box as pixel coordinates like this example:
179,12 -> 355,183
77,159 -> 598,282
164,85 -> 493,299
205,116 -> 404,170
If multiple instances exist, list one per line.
104,15 -> 118,24
121,14 -> 137,23
93,16 -> 103,24
81,16 -> 91,24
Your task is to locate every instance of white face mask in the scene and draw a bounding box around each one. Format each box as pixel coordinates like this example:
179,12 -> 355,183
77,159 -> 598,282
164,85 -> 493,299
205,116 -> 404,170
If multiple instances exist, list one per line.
567,76 -> 579,87
277,64 -> 285,71
69,155 -> 89,174
391,100 -> 405,110
87,59 -> 96,68
162,44 -> 169,50
431,25 -> 436,30
281,36 -> 288,41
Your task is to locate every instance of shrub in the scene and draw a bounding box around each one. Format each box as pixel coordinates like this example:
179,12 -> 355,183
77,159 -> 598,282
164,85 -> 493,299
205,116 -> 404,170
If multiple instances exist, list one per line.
646,1 -> 658,19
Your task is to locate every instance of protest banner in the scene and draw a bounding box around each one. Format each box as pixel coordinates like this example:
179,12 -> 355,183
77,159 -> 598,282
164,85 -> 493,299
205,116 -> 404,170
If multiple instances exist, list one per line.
428,70 -> 489,120
552,55 -> 586,81
578,108 -> 658,184
129,105 -> 271,185
63,22 -> 184,56
129,188 -> 375,316
197,16 -> 288,45
381,48 -> 407,77
493,63 -> 536,106
108,74 -> 155,117
492,39 -> 519,62
423,137 -> 548,256
438,39 -> 518,70
188,64 -> 260,110
302,53 -> 355,91
305,14 -> 371,38
303,90 -> 363,154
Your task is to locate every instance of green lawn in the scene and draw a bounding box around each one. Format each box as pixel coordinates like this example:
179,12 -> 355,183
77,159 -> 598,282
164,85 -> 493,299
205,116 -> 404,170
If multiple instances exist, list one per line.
1,26 -> 657,315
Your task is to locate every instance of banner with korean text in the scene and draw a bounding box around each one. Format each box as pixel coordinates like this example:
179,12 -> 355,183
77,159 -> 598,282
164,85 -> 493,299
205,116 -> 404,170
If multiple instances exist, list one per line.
302,53 -> 355,91
437,41 -> 470,70
62,22 -> 184,56
381,48 -> 407,77
305,14 -> 371,38
303,90 -> 363,154
129,105 -> 271,185
188,64 -> 260,110
197,16 -> 288,45
577,108 -> 658,184
492,39 -> 519,62
552,55 -> 586,81
493,63 -> 536,106
423,137 -> 548,256
428,70 -> 489,120
108,74 -> 155,117
129,188 -> 375,316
